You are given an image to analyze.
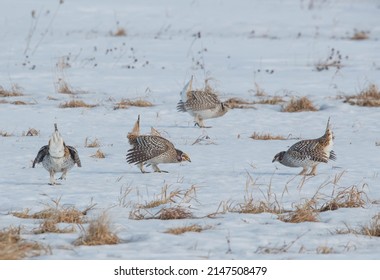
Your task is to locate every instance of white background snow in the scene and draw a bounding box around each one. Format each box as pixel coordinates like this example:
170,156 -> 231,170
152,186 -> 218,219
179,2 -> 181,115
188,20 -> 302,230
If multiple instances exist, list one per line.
0,0 -> 380,260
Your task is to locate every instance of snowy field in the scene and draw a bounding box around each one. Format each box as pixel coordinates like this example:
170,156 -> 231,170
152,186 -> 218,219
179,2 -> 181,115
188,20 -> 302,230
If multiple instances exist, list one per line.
0,0 -> 380,260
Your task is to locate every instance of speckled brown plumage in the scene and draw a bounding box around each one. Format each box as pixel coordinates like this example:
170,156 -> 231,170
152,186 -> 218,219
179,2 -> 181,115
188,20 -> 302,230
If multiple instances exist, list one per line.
177,76 -> 231,128
126,116 -> 190,173
272,118 -> 336,175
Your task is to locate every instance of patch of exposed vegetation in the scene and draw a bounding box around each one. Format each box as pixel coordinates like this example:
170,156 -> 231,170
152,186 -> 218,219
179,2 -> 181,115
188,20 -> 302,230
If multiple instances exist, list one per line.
225,97 -> 256,109
157,206 -> 193,220
74,214 -> 119,246
12,199 -> 95,224
10,101 -> 31,105
320,185 -> 367,212
282,97 -> 317,112
336,214 -> 380,237
114,98 -> 154,110
59,100 -> 97,108
34,219 -> 75,234
91,149 -> 105,159
315,48 -> 347,71
255,96 -> 285,105
250,132 -> 287,140
111,27 -> 127,37
0,130 -> 14,137
164,224 -> 211,235
129,185 -> 197,220
344,84 -> 380,107
0,226 -> 48,259
85,137 -> 101,148
279,199 -> 319,223
0,84 -> 24,97
350,30 -> 369,40
23,128 -> 39,136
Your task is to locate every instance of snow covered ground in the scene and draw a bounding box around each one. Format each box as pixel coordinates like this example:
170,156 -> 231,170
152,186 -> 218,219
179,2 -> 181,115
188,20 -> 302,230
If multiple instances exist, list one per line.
0,0 -> 380,260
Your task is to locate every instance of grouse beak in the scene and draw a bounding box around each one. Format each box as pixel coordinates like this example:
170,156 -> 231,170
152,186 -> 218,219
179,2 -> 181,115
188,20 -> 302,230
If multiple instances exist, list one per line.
272,154 -> 279,163
182,153 -> 191,162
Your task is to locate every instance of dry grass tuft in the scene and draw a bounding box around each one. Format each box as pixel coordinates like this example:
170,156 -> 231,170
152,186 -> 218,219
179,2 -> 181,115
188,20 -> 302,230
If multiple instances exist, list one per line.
56,78 -> 76,94
142,190 -> 182,209
255,96 -> 285,105
361,214 -> 380,237
282,97 -> 318,112
91,149 -> 105,158
111,27 -> 127,37
85,137 -> 101,148
350,30 -> 369,40
164,224 -> 210,235
158,206 -> 193,220
74,214 -> 119,246
279,199 -> 319,223
225,97 -> 256,109
252,82 -> 267,97
129,185 -> 197,220
24,128 -> 39,136
335,215 -> 380,237
0,84 -> 24,97
316,246 -> 334,254
13,207 -> 86,224
315,48 -> 346,71
344,84 -> 380,107
55,57 -> 78,95
34,219 -> 75,234
0,130 -> 14,137
12,100 -> 30,105
12,199 -> 95,224
234,198 -> 283,215
0,226 -> 48,259
222,173 -> 284,215
250,132 -> 287,140
59,100 -> 97,108
320,185 -> 367,212
114,98 -> 154,109
140,184 -> 197,209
